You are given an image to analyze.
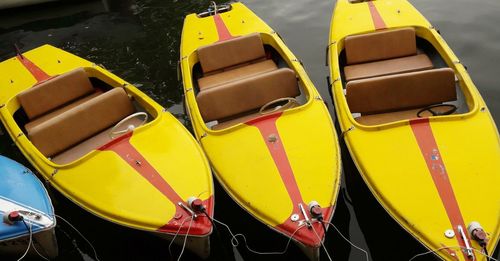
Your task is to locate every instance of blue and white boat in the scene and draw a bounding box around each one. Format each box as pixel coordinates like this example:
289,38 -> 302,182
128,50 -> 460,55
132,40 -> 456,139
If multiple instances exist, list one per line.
0,155 -> 58,259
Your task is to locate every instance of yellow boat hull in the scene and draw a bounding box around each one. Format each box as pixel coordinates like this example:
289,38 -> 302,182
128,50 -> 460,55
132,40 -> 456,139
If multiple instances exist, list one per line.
180,2 -> 341,254
328,1 -> 500,260
0,45 -> 214,252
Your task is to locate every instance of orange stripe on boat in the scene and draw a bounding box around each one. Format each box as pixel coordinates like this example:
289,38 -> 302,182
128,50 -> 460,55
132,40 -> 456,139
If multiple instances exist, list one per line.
16,54 -> 51,82
367,1 -> 386,30
99,133 -> 212,235
247,113 -> 333,247
213,14 -> 234,41
410,118 -> 475,260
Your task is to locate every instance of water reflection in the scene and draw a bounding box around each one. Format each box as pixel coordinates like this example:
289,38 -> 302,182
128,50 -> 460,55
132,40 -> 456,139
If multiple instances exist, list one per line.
0,0 -> 499,260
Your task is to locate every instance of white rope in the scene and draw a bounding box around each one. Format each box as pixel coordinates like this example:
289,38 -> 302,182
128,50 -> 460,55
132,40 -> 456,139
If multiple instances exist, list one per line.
408,245 -> 499,261
168,215 -> 193,259
17,219 -> 32,261
324,221 -> 370,261
213,217 -> 306,255
55,215 -> 100,261
311,222 -> 333,261
177,217 -> 194,261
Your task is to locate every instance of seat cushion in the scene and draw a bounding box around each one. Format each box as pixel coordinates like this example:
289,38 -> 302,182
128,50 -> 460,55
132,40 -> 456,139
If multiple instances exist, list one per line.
198,60 -> 277,91
24,90 -> 103,133
197,33 -> 266,73
196,68 -> 299,122
28,88 -> 135,157
17,68 -> 94,119
344,54 -> 433,82
51,117 -> 144,164
346,68 -> 457,114
355,104 -> 458,125
345,28 -> 417,65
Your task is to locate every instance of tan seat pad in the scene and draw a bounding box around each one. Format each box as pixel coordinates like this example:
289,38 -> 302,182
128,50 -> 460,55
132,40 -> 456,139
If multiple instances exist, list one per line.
344,54 -> 433,82
196,68 -> 299,122
345,28 -> 417,65
211,102 -> 299,130
356,105 -> 457,125
197,33 -> 265,73
28,88 -> 135,157
17,68 -> 94,119
346,68 -> 456,114
51,117 -> 143,165
25,90 -> 102,133
198,60 -> 277,91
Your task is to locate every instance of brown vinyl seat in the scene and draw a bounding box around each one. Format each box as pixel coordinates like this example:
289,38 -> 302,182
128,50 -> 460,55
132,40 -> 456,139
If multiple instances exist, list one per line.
198,60 -> 277,90
197,33 -> 279,91
343,28 -> 433,81
28,88 -> 135,158
346,68 -> 457,125
18,68 -> 96,120
24,90 -> 102,133
17,68 -> 139,163
197,68 -> 299,122
195,33 -> 300,128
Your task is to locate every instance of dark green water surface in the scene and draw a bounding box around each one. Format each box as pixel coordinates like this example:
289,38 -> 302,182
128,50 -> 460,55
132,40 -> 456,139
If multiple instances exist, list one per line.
1,0 -> 499,260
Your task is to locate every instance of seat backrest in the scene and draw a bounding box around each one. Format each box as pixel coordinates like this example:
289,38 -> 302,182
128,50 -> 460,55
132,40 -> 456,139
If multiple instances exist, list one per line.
28,88 -> 135,157
17,68 -> 95,120
196,68 -> 299,122
345,28 -> 417,65
346,68 -> 457,114
197,33 -> 266,74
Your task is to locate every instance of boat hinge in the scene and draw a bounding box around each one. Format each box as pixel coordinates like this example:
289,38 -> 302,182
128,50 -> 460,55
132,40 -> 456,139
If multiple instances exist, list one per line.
0,104 -> 5,109
325,41 -> 336,66
314,96 -> 323,101
162,107 -> 168,113
186,88 -> 193,93
453,60 -> 468,70
341,126 -> 355,139
200,133 -> 208,139
291,58 -> 304,66
51,169 -> 58,178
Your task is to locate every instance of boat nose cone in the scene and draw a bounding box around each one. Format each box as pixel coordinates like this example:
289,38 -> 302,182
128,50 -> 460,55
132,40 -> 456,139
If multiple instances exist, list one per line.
158,196 -> 214,236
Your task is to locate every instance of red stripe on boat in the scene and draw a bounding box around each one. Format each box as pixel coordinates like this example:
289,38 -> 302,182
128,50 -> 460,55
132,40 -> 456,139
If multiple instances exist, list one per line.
213,14 -> 234,41
16,54 -> 51,82
99,133 -> 212,235
410,118 -> 474,260
247,113 -> 333,247
367,1 -> 387,30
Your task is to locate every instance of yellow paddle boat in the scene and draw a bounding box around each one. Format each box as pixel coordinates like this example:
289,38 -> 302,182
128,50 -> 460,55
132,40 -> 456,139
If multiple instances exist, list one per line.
180,3 -> 341,259
328,0 -> 500,260
0,45 -> 214,258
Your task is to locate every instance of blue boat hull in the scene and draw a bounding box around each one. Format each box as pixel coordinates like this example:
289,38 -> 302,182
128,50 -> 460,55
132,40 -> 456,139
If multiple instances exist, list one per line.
0,155 -> 58,258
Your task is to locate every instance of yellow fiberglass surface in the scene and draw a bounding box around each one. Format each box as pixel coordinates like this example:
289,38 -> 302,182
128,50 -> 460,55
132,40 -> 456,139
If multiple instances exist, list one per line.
328,0 -> 500,260
0,45 -> 213,236
180,3 -> 341,248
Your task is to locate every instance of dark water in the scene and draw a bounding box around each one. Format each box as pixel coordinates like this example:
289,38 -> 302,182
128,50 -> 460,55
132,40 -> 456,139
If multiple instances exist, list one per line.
0,0 -> 499,260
